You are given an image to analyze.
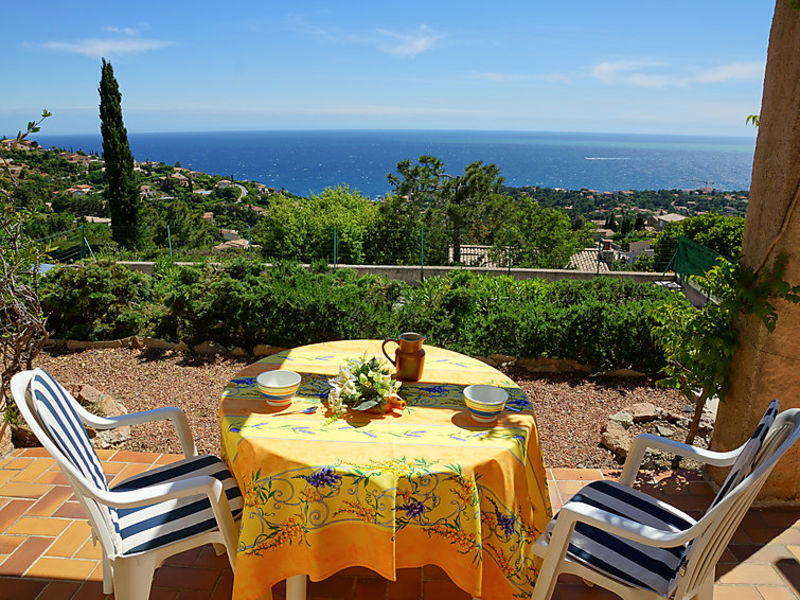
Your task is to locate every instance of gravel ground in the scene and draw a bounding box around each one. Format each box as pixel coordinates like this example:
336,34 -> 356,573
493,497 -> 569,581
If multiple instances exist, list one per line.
34,348 -> 684,468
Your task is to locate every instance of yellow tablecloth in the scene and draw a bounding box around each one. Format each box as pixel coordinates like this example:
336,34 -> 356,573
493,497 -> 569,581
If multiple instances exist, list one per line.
219,340 -> 551,600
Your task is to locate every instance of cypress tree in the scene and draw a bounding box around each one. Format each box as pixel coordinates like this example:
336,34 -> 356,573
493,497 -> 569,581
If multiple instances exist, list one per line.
99,58 -> 139,247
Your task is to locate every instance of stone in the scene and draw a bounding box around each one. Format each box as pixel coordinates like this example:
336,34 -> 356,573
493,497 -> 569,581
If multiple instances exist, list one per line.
626,402 -> 658,422
230,346 -> 249,357
601,422 -> 632,458
609,410 -> 634,429
0,420 -> 14,457
140,337 -> 179,351
253,344 -> 284,357
173,341 -> 190,354
72,383 -> 105,407
475,356 -> 497,367
194,340 -> 227,355
656,424 -> 675,437
487,354 -> 516,367
517,356 -> 592,374
67,339 -> 125,351
602,368 -> 646,378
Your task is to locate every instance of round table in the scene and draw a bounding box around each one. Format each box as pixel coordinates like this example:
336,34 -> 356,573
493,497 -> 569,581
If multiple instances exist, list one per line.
219,340 -> 552,600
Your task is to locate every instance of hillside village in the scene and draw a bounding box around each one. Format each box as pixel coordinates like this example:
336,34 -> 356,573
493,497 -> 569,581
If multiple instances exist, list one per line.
1,136 -> 746,268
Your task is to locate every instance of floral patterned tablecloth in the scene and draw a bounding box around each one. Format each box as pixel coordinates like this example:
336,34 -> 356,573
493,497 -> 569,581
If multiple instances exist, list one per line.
219,340 -> 551,600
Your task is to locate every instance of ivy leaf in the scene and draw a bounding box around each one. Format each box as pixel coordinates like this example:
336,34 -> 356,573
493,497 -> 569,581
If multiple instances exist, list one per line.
351,399 -> 380,411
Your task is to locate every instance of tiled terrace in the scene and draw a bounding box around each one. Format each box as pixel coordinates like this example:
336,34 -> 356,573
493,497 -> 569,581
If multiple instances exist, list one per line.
0,449 -> 798,600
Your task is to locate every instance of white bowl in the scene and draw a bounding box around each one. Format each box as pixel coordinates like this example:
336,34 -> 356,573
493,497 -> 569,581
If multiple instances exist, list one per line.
256,370 -> 302,407
463,384 -> 509,423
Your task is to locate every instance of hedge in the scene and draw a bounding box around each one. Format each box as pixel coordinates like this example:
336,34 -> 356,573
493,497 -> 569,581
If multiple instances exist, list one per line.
40,260 -> 689,372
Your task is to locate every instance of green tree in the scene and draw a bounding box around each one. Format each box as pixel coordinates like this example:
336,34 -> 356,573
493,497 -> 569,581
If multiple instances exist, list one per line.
99,58 -> 139,248
387,156 -> 503,263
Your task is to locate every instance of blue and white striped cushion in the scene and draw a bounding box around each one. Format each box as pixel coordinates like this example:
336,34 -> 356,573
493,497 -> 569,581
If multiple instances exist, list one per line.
547,480 -> 696,596
111,454 -> 243,555
29,369 -> 109,492
710,399 -> 779,509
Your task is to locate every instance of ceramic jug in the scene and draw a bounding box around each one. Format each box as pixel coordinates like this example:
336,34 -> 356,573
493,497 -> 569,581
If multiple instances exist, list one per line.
382,332 -> 426,381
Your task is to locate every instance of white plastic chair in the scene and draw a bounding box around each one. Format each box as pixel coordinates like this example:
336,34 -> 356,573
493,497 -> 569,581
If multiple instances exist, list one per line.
532,400 -> 800,600
10,368 -> 243,600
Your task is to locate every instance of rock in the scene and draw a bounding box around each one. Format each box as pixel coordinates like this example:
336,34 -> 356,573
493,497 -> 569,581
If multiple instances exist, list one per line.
194,340 -> 227,355
475,356 -> 497,366
488,354 -> 516,367
253,344 -> 285,357
656,424 -> 675,437
677,418 -> 690,429
44,338 -> 66,348
173,341 -> 190,354
601,422 -> 632,458
517,356 -> 592,374
626,402 -> 658,422
12,422 -> 39,447
609,410 -> 634,429
666,411 -> 684,423
72,383 -> 105,407
602,368 -> 646,378
230,346 -> 249,357
67,339 -> 125,351
681,404 -> 695,414
0,421 -> 14,457
140,337 -> 178,351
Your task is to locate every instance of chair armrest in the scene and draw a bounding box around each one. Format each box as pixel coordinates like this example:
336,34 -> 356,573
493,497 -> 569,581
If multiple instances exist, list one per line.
551,500 -> 699,548
619,433 -> 741,486
80,407 -> 197,458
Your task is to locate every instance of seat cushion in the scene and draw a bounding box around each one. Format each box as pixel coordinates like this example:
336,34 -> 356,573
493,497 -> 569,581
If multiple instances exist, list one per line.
547,480 -> 696,596
111,454 -> 243,555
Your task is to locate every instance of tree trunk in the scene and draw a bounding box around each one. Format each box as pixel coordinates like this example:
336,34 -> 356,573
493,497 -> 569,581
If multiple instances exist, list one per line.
710,0 -> 800,501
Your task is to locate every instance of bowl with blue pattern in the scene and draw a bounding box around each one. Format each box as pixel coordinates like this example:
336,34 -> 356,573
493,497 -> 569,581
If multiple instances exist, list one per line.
256,370 -> 302,407
463,384 -> 508,423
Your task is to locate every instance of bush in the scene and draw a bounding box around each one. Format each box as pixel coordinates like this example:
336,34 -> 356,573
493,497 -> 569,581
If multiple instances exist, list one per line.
41,261 -> 153,340
40,261 -> 690,372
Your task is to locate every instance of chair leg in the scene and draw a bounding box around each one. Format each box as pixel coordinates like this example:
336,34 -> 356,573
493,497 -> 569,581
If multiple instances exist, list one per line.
112,556 -> 155,600
286,574 -> 307,600
694,574 -> 714,600
102,553 -> 113,595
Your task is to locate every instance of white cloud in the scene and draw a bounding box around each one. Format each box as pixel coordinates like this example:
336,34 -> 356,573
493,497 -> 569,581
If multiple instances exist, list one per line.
103,25 -> 141,36
472,71 -> 573,84
592,59 -> 764,88
42,37 -> 174,57
375,24 -> 444,58
290,16 -> 443,58
695,61 -> 764,83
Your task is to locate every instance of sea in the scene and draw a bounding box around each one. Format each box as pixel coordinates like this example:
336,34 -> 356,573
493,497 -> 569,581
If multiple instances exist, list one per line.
32,130 -> 756,198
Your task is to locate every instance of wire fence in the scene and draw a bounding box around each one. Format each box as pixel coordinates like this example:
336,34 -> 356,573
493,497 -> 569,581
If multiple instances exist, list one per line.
32,222 -> 708,278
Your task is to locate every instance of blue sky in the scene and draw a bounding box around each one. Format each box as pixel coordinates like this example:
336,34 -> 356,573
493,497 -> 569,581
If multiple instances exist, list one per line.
1,1 -> 775,137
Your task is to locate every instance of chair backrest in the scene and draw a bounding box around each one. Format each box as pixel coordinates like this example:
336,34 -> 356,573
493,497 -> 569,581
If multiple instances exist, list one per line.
10,368 -> 121,554
672,406 -> 800,600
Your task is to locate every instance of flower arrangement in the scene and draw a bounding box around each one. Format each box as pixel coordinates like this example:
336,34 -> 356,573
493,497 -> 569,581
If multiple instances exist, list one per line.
327,355 -> 404,419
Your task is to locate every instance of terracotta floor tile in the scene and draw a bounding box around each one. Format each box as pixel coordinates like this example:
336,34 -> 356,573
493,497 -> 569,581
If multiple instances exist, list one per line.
95,449 -> 118,460
6,515 -> 69,536
757,586 -> 800,600
150,588 -> 180,600
25,556 -> 97,580
111,450 -> 160,464
775,529 -> 800,545
19,447 -> 51,458
0,575 -> 48,600
100,461 -> 127,474
2,457 -> 32,470
338,566 -> 381,579
550,468 -> 603,481
35,470 -> 69,485
0,536 -> 53,576
0,481 -> 54,499
156,453 -> 186,465
421,565 -> 449,582
47,520 -> 93,558
718,563 -> 785,586
355,577 -> 387,600
71,580 -> 108,600
210,567 -> 234,600
387,568 -> 421,600
552,582 -> 620,599
0,498 -> 33,533
555,480 -> 587,502
163,546 -> 204,566
52,501 -> 86,520
26,486 -> 72,517
176,590 -> 215,600
193,544 -> 229,569
727,543 -> 796,564
761,510 -> 800,530
86,561 -> 104,582
423,579 -> 470,599
154,565 -> 221,591
36,579 -> 82,600
308,574 -> 355,599
0,471 -> 15,487
548,486 -> 562,511
109,463 -> 151,485
13,458 -> 55,482
0,535 -> 24,555
712,584 -> 763,599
